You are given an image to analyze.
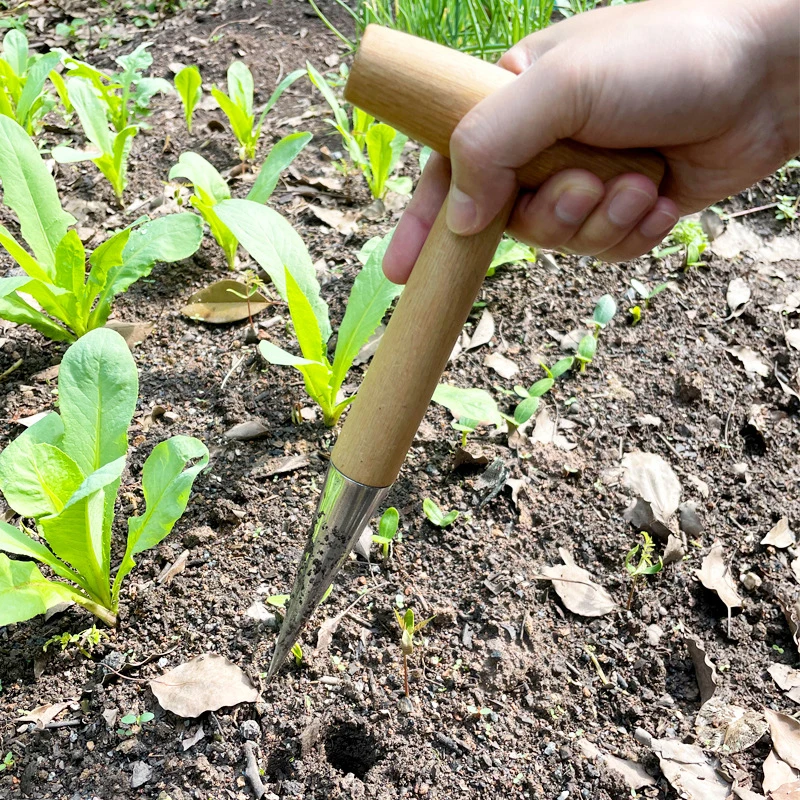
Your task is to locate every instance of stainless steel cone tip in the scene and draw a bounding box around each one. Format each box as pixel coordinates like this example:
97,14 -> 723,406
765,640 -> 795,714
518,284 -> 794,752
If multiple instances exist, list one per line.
266,463 -> 389,680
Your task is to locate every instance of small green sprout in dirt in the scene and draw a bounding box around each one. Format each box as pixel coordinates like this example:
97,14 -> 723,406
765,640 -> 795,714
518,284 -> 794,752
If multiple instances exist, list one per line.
43,625 -> 109,657
307,61 -> 410,199
0,751 -> 14,772
540,357 -> 575,381
432,384 -> 503,440
169,133 -> 310,268
394,607 -> 434,697
0,29 -> 66,134
629,305 -> 642,325
372,507 -> 400,559
575,333 -> 597,372
226,269 -> 266,333
0,117 -> 202,341
423,498 -> 459,528
775,194 -> 798,221
512,377 -> 554,425
631,278 -> 669,308
777,158 -> 800,183
451,417 -> 478,447
212,61 -> 304,161
0,329 -> 208,628
586,293 -> 617,335
291,642 -> 304,666
624,532 -> 663,610
487,236 -> 536,277
117,711 -> 154,737
174,64 -> 202,133
654,219 -> 709,269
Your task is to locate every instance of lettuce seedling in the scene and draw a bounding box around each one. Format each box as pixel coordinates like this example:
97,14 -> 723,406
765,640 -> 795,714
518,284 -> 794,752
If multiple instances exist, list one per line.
654,219 -> 708,268
487,236 -> 536,277
394,607 -> 434,696
0,29 -> 66,133
0,117 -> 202,340
422,498 -> 459,528
307,61 -> 410,199
0,329 -> 208,628
372,507 -> 400,559
212,61 -> 304,161
169,131 -> 311,267
624,531 -> 663,609
216,200 -> 402,425
53,78 -> 137,199
776,194 -> 798,221
432,384 -> 503,430
174,64 -> 202,133
64,42 -> 172,132
630,278 -> 668,308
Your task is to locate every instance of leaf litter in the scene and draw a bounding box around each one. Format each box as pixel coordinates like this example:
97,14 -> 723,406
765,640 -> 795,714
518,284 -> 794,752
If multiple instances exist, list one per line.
697,542 -> 742,635
537,547 -> 616,617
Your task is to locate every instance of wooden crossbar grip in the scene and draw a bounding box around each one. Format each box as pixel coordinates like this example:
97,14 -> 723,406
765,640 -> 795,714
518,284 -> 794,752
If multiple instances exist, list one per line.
332,195 -> 517,487
344,25 -> 666,188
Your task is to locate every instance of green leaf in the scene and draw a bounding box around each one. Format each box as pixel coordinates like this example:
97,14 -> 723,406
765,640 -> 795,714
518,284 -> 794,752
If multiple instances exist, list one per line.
431,384 -> 502,427
630,278 -> 648,299
378,507 -> 399,541
85,226 -> 132,311
528,378 -> 554,397
306,61 -> 349,134
211,87 -> 251,146
2,29 -> 27,77
258,340 -> 323,368
0,554 -> 80,627
364,122 -> 395,198
58,328 -> 137,475
577,334 -> 597,362
169,151 -> 230,205
0,520 -> 80,584
0,116 -> 75,272
593,294 -> 617,327
215,199 -> 331,341
112,436 -> 208,604
189,196 -> 237,268
418,146 -> 432,172
384,176 -> 412,195
16,51 -> 61,129
54,230 -> 87,300
174,65 -> 202,132
226,61 -> 253,117
549,357 -> 574,379
246,132 -> 312,204
285,267 -> 327,364
0,224 -> 52,283
120,714 -> 137,725
422,498 -> 459,528
115,41 -> 153,77
489,237 -> 536,275
331,233 -> 400,391
66,78 -> 113,155
513,395 -> 540,425
0,277 -> 73,341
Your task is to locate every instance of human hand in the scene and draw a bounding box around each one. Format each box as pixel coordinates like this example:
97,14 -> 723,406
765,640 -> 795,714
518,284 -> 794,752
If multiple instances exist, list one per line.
383,0 -> 800,283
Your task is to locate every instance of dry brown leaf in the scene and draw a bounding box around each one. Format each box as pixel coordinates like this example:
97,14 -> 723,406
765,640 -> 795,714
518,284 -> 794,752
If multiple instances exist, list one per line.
779,597 -> 800,656
725,345 -> 770,377
773,780 -> 800,799
764,750 -> 800,794
685,635 -> 719,706
663,534 -> 686,565
156,550 -> 189,586
17,700 -> 73,729
726,277 -> 752,319
765,709 -> 800,770
577,739 -> 655,790
224,420 -> 270,441
308,205 -> 359,235
150,653 -> 258,718
484,351 -> 518,379
252,453 -> 310,477
620,451 -> 681,537
762,518 -> 795,549
531,406 -> 576,451
646,734 -> 730,800
769,290 -> 800,315
697,541 -> 742,620
465,309 -> 494,350
105,320 -> 153,348
786,329 -> 800,352
687,474 -> 710,498
710,221 -> 761,259
538,548 -> 616,617
694,696 -> 768,754
181,280 -> 269,324
768,664 -> 800,704
182,724 -> 205,751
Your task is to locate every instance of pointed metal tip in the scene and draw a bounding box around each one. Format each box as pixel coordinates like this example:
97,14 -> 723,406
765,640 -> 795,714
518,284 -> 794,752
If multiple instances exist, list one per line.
265,463 -> 389,681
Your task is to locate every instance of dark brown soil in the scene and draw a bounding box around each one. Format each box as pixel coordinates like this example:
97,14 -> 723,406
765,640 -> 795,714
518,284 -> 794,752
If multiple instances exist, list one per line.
1,2 -> 799,799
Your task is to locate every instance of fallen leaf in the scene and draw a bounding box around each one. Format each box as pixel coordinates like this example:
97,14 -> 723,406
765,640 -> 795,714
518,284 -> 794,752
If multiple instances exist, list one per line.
620,451 -> 681,538
710,221 -> 762,259
697,542 -> 742,626
725,345 -> 770,377
577,738 -> 655,790
530,405 -> 576,451
130,761 -> 153,788
786,329 -> 800,352
687,474 -> 710,498
773,780 -> 800,799
181,280 -> 269,324
182,724 -> 205,751
793,558 -> 800,585
685,635 -> 719,706
465,309 -> 494,350
770,290 -> 800,315
308,205 -> 359,235
726,277 -> 751,318
452,447 -> 489,471
765,709 -> 800,770
731,785 -> 765,800
538,548 -> 616,617
764,750 -> 800,794
762,236 -> 800,262
156,550 -> 189,585
663,534 -> 686,565
638,414 -> 663,427
353,325 -> 384,365
105,320 -> 153,348
315,615 -> 343,654
694,696 -> 768,754
244,601 -> 277,623
352,526 -> 372,560
762,518 -> 795,549
252,453 -> 310,477
484,351 -> 518,379
768,664 -> 800,704
150,653 -> 258,718
779,596 -> 800,656
224,420 -> 270,441
17,700 -> 73,729
646,734 -> 730,800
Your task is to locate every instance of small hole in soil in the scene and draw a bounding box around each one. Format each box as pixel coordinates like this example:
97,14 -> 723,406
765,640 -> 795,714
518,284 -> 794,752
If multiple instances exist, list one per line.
324,722 -> 383,779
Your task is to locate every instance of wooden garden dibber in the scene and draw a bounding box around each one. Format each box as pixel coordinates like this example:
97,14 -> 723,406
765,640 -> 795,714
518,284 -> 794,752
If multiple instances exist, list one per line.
267,25 -> 665,679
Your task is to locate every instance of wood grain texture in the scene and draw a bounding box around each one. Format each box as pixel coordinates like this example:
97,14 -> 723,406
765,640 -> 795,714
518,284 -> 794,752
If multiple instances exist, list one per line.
332,195 -> 516,487
345,25 -> 665,187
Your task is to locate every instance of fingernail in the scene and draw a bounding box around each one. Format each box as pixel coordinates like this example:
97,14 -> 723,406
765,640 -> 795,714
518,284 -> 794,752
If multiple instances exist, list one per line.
607,188 -> 653,227
640,208 -> 679,239
554,189 -> 601,225
446,186 -> 477,235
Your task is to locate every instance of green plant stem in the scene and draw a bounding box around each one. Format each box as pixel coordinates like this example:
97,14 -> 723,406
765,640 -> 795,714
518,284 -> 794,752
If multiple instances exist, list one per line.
626,579 -> 636,611
403,653 -> 409,697
75,595 -> 117,627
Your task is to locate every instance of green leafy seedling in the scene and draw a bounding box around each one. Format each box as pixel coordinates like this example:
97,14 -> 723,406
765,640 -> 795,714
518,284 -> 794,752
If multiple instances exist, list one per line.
117,711 -> 155,736
487,236 -> 536,277
169,132 -> 311,267
394,607 -> 434,696
212,213 -> 401,426
630,279 -> 669,309
43,625 -> 109,657
291,642 -> 303,666
432,384 -> 503,440
0,329 -> 209,628
451,417 -> 478,448
512,377 -> 554,425
629,305 -> 642,326
624,532 -> 663,610
225,269 -> 266,331
654,219 -> 709,268
423,498 -> 459,528
540,357 -> 575,380
174,64 -> 202,133
212,61 -> 304,161
775,194 -> 798,221
0,751 -> 14,772
589,294 -> 617,335
372,507 -> 400,559
574,334 -> 597,372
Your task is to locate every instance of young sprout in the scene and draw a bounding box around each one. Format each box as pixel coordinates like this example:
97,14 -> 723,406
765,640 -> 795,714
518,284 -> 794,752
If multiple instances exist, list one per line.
394,607 -> 434,697
291,642 -> 303,666
775,194 -> 798,221
512,377 -> 554,424
654,219 -> 709,269
117,711 -> 155,737
624,532 -> 663,610
451,417 -> 478,448
226,269 -> 266,332
0,752 -> 14,772
629,305 -> 642,326
372,507 -> 400,559
540,357 -> 575,381
574,334 -> 597,372
630,279 -> 669,308
422,498 -> 459,528
589,294 -> 617,336
43,625 -> 109,658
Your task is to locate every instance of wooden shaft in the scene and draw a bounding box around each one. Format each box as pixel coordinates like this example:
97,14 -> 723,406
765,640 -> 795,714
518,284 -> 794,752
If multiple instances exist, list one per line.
345,25 -> 665,188
333,194 -> 516,487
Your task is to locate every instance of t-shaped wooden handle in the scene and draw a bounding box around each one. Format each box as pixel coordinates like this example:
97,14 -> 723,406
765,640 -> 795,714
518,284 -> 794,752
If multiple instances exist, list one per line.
332,26 -> 666,488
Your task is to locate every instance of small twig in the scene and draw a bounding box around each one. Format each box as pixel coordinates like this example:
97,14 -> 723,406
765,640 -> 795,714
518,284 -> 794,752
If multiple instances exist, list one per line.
726,201 -> 778,219
723,392 -> 738,452
208,13 -> 261,42
44,718 -> 82,730
0,358 -> 23,382
221,355 -> 246,390
243,741 -> 267,799
657,432 -> 683,460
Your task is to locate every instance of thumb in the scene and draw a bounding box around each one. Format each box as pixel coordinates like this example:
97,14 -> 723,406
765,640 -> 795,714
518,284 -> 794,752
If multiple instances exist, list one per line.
446,51 -> 588,236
